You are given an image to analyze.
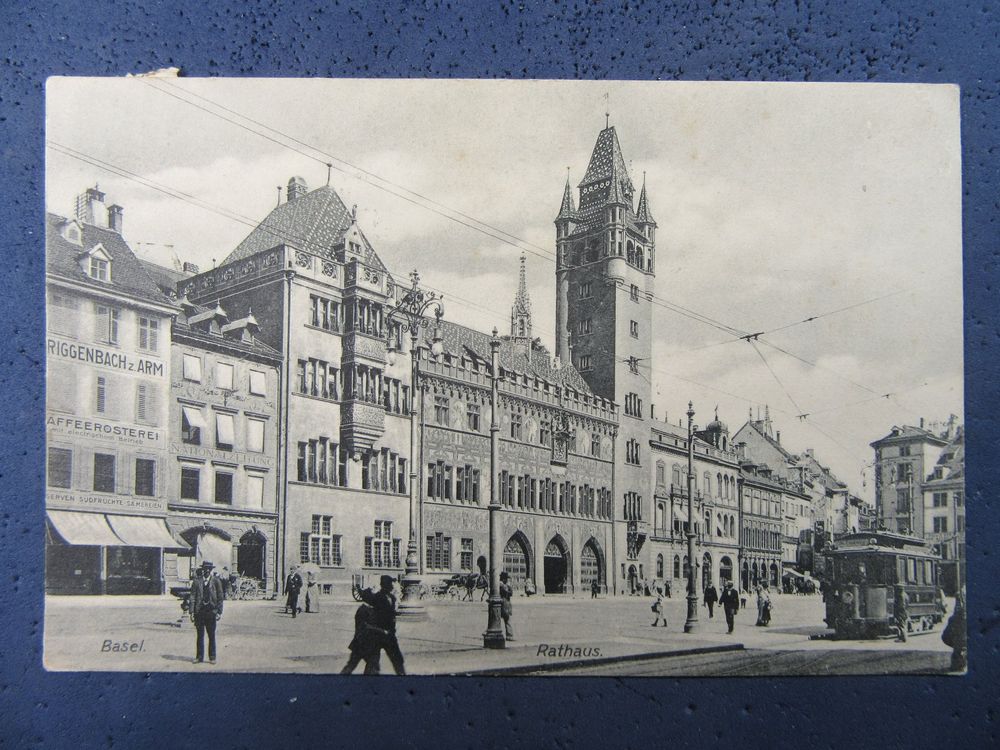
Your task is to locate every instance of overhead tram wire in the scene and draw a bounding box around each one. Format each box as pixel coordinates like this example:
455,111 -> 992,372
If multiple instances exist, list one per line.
748,339 -> 805,417
78,86 -> 934,434
142,79 -> 767,343
46,141 -> 507,323
140,79 -> 558,266
150,78 -> 559,262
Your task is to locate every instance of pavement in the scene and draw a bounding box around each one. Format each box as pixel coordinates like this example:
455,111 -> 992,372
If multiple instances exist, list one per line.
42,591 -> 954,676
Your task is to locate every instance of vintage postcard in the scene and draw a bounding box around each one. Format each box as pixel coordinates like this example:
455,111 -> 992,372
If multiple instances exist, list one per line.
43,78 -> 964,675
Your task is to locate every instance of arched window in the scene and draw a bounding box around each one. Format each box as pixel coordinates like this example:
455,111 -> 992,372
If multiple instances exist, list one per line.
673,555 -> 681,579
703,472 -> 712,497
717,473 -> 723,498
716,512 -> 723,537
656,553 -> 664,578
656,460 -> 666,487
672,465 -> 682,487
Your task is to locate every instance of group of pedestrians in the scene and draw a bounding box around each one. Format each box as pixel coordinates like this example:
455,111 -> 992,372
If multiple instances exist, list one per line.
282,565 -> 321,617
649,580 -> 766,634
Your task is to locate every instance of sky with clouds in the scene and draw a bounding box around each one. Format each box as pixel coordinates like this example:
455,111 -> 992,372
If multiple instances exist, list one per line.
45,78 -> 963,501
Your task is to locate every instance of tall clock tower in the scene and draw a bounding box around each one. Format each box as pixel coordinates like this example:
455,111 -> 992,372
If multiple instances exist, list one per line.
555,125 -> 657,590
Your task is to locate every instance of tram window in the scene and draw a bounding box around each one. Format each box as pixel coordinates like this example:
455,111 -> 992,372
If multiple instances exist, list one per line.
897,558 -> 907,583
908,558 -> 918,584
856,562 -> 867,581
924,560 -> 933,584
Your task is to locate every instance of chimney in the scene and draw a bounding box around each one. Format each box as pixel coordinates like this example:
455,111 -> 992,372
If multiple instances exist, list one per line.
776,431 -> 781,444
107,204 -> 124,234
182,261 -> 200,275
919,417 -> 925,429
75,186 -> 107,226
287,176 -> 309,201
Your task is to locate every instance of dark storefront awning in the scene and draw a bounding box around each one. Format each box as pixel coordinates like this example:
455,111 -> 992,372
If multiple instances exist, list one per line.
107,515 -> 189,549
47,510 -> 124,546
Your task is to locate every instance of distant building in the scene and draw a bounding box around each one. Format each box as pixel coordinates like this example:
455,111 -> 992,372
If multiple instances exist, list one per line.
921,427 -> 965,593
870,420 -> 952,536
45,188 -> 182,595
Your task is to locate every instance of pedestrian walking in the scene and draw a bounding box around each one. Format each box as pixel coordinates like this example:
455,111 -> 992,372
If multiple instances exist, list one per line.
340,603 -> 382,675
740,587 -> 748,610
665,580 -> 671,599
650,591 -> 667,627
190,562 -> 224,664
755,583 -> 771,626
305,571 -> 320,613
284,565 -> 303,617
720,580 -> 739,634
354,575 -> 406,675
500,571 -> 515,640
703,583 -> 718,619
894,585 -> 910,642
220,566 -> 232,599
941,592 -> 967,672
590,579 -> 599,599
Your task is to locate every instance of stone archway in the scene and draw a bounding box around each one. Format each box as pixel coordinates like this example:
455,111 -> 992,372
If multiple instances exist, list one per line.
581,537 -> 605,593
702,552 -> 713,591
503,531 -> 532,593
720,556 -> 734,585
741,561 -> 750,591
544,535 -> 570,594
237,528 -> 267,581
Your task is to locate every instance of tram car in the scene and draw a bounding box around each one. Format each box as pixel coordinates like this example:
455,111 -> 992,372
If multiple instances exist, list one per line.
821,531 -> 945,639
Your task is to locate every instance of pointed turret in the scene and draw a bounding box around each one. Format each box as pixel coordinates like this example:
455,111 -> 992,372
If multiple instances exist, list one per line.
510,254 -> 533,339
636,174 -> 656,226
557,175 -> 576,219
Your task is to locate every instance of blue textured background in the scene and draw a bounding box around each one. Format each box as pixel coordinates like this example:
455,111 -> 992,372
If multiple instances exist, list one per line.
1,2 -> 996,746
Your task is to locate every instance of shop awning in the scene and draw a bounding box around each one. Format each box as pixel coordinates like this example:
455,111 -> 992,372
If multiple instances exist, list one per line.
107,515 -> 189,549
182,405 -> 208,430
47,510 -> 124,546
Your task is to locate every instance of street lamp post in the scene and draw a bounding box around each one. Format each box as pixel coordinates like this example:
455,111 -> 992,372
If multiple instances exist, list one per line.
483,329 -> 506,648
386,270 -> 444,621
684,401 -> 700,634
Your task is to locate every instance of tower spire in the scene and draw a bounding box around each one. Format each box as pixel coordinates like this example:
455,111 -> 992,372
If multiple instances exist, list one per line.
557,170 -> 576,219
510,254 -> 532,344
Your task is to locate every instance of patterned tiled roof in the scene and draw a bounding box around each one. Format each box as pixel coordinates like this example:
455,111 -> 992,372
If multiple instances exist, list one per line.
46,212 -> 174,306
420,318 -> 594,393
636,180 -> 655,225
580,126 -> 632,192
870,424 -> 948,448
223,185 -> 387,274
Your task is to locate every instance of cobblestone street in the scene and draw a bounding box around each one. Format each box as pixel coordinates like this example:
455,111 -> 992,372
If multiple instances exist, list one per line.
44,590 -> 953,676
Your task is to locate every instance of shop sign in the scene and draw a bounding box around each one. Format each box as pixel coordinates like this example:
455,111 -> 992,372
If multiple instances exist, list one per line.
47,489 -> 164,514
47,338 -> 165,377
47,412 -> 163,447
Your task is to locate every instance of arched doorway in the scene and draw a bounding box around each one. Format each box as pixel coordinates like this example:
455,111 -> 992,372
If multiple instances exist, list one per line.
720,556 -> 733,585
702,552 -> 713,591
180,525 -> 232,571
477,555 -> 487,575
580,538 -> 604,593
656,553 -> 664,579
751,562 -> 759,586
503,532 -> 531,593
627,564 -> 638,595
544,536 -> 570,594
741,561 -> 750,591
237,529 -> 266,581
769,563 -> 779,587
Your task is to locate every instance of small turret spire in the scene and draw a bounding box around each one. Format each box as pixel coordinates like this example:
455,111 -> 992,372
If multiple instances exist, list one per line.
636,172 -> 656,225
510,254 -> 533,344
557,171 -> 576,219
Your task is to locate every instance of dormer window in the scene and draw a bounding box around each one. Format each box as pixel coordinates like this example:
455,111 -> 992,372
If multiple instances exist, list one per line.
81,244 -> 112,283
67,226 -> 81,244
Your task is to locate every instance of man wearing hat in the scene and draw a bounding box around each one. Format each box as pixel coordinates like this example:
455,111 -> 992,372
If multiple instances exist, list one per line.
353,574 -> 405,675
190,561 -> 224,664
284,565 -> 303,618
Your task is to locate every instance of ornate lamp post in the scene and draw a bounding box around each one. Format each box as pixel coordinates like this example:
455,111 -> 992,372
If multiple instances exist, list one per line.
684,401 -> 700,634
386,270 -> 444,620
483,329 -> 506,648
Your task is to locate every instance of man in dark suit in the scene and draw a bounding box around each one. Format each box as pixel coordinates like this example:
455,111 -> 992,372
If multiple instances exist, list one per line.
284,565 -> 303,618
703,583 -> 719,618
190,561 -> 224,664
354,575 -> 405,675
720,580 -> 740,634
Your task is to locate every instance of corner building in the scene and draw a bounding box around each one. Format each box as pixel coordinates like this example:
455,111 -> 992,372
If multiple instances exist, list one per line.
45,189 -> 182,594
555,126 -> 656,594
